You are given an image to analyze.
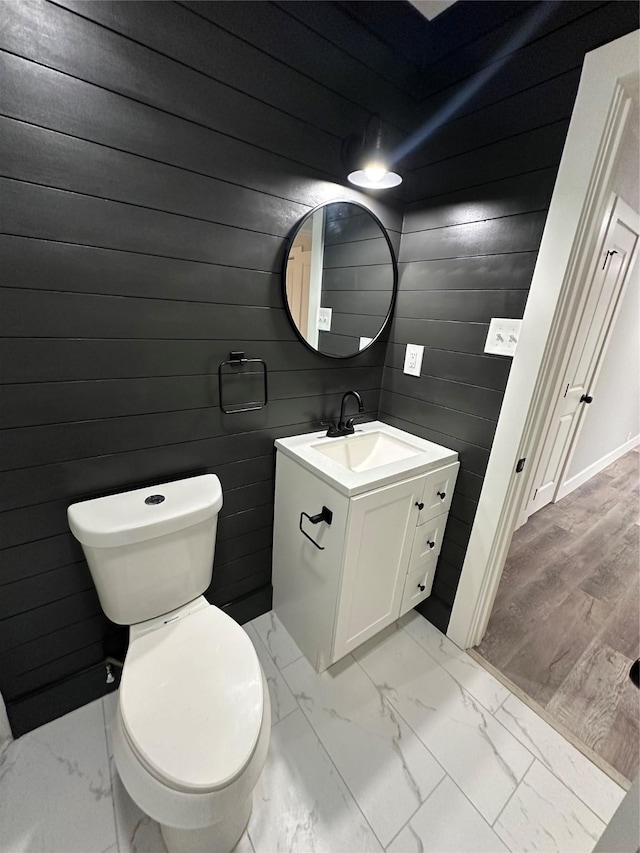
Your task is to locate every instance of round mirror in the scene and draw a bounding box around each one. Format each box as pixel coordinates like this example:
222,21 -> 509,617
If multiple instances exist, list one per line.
283,201 -> 397,358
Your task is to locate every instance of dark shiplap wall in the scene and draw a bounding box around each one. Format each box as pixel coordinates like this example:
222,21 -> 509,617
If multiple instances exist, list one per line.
0,0 -> 409,733
379,0 -> 639,632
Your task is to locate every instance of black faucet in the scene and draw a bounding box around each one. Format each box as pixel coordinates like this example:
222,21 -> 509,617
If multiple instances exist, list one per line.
322,391 -> 364,437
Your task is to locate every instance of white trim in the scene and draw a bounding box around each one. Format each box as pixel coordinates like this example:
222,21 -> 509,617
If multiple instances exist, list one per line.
556,434 -> 640,501
447,29 -> 640,650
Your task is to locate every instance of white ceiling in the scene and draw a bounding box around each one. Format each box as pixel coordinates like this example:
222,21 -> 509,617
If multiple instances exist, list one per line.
408,0 -> 457,21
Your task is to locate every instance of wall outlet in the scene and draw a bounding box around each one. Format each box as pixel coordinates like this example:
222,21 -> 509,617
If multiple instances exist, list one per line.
403,343 -> 424,377
359,336 -> 373,350
317,306 -> 332,331
484,318 -> 522,357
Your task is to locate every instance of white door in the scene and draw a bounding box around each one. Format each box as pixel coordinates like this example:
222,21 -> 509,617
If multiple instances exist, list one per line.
333,474 -> 425,660
525,198 -> 639,517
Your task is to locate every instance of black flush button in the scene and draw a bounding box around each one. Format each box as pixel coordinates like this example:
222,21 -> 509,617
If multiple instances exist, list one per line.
145,494 -> 165,505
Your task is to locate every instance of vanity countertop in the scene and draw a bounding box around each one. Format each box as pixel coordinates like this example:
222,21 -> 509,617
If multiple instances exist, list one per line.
275,420 -> 457,497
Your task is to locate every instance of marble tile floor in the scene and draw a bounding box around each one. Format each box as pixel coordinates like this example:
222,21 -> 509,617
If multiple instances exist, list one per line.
0,610 -> 627,853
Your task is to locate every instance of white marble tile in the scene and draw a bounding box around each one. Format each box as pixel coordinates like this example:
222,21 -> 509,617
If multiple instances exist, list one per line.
110,760 -> 167,853
243,623 -> 298,725
387,776 -> 508,853
400,611 -> 510,713
248,709 -> 382,853
494,760 -> 606,853
111,756 -> 254,853
248,611 -> 303,670
495,694 -> 626,823
232,831 -> 255,853
0,699 -> 116,853
354,628 -> 533,824
103,689 -> 119,757
281,653 -> 444,846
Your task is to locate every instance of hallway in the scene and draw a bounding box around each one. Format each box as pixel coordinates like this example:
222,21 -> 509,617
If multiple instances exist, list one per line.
476,448 -> 639,781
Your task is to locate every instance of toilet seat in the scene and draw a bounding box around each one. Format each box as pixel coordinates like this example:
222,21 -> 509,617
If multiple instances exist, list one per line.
119,604 -> 263,795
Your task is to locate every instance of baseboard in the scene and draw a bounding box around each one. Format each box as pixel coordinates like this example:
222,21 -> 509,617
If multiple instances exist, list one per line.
7,662 -> 121,739
222,583 -> 273,625
416,594 -> 451,634
557,435 -> 640,501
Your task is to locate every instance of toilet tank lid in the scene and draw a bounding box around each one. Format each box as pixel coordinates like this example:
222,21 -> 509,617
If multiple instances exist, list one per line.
67,474 -> 223,548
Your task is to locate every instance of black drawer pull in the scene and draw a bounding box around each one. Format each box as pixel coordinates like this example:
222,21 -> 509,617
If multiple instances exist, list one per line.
415,501 -> 424,510
299,506 -> 333,550
437,491 -> 446,500
418,584 -> 426,592
427,540 -> 435,549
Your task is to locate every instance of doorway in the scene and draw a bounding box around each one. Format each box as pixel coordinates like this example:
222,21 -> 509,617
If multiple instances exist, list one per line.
474,186 -> 639,783
447,32 -> 638,641
446,30 -> 640,784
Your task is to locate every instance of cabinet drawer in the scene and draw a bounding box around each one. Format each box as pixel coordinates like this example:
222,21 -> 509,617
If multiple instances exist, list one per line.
409,513 -> 447,572
400,558 -> 437,615
417,462 -> 459,524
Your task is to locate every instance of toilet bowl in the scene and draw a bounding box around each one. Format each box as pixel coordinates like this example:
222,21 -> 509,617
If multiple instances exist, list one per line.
68,475 -> 270,853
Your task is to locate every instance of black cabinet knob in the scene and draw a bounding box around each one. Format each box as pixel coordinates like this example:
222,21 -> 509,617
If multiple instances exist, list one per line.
427,540 -> 435,549
415,502 -> 424,510
580,394 -> 593,404
418,584 -> 426,592
437,491 -> 446,500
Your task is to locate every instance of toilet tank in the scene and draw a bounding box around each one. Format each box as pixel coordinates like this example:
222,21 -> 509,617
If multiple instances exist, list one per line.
68,475 -> 223,625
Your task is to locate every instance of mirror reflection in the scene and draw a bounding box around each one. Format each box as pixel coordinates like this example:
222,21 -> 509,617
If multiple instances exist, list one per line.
284,201 -> 397,358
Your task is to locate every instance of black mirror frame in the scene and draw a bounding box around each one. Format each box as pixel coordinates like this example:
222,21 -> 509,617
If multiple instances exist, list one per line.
282,199 -> 398,360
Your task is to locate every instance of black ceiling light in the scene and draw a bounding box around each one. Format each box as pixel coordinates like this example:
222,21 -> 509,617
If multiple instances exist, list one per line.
343,115 -> 402,190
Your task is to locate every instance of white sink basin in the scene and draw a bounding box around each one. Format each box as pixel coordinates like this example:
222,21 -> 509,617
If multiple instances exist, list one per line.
311,431 -> 422,472
275,421 -> 457,496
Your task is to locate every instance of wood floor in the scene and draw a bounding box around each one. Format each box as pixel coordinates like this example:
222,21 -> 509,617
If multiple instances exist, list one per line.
476,448 -> 640,781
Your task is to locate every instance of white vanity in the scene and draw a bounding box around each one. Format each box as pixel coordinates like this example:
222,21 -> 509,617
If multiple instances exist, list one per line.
272,421 -> 459,671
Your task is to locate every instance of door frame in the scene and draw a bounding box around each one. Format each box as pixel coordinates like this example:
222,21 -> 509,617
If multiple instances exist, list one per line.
525,195 -> 639,520
447,29 -> 639,650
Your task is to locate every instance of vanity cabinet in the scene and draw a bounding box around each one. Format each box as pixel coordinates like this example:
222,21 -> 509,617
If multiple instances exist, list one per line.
272,447 -> 459,672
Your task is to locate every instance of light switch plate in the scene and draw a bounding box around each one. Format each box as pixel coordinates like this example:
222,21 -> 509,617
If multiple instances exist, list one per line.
317,307 -> 332,331
484,318 -> 522,356
359,336 -> 373,350
403,343 -> 424,376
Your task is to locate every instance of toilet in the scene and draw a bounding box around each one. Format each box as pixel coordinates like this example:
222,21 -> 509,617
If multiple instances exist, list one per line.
67,474 -> 270,853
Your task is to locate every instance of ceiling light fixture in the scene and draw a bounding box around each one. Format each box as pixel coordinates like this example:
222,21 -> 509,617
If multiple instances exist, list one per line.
343,115 -> 402,189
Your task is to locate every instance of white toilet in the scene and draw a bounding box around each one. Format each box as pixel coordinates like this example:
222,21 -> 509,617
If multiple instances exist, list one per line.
67,474 -> 271,853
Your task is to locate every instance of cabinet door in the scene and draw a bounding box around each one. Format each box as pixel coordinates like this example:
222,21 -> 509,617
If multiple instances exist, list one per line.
333,474 -> 426,661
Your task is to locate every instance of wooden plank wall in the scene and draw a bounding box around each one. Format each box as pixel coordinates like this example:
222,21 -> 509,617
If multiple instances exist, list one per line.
379,0 -> 640,632
0,0 -> 412,731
